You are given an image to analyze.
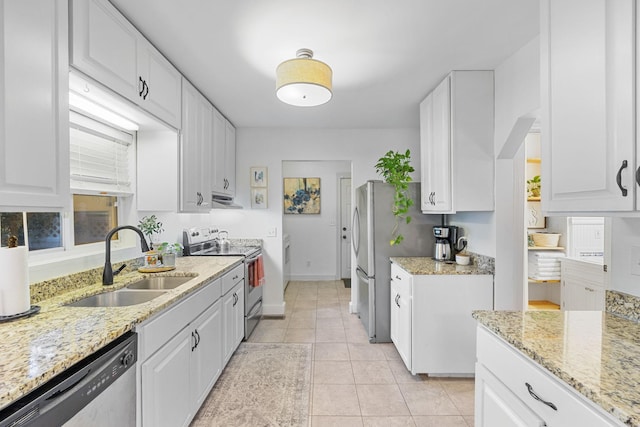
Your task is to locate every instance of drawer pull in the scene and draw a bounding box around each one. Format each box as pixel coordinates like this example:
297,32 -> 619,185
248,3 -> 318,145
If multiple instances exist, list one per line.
525,382 -> 557,411
395,275 -> 401,280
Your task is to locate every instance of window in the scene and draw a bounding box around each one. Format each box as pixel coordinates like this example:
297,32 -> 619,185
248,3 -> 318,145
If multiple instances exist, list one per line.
0,212 -> 62,251
69,111 -> 133,196
73,195 -> 118,245
0,112 -> 136,253
69,111 -> 135,247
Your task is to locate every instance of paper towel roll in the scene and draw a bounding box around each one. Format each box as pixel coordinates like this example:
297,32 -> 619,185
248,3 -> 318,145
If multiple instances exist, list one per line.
0,246 -> 30,316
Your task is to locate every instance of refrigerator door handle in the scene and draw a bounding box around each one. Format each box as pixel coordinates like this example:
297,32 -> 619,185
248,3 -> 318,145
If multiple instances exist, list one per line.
356,266 -> 369,281
352,206 -> 360,256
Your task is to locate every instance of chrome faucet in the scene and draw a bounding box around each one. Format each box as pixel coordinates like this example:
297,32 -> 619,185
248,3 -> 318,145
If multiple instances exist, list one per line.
103,225 -> 150,285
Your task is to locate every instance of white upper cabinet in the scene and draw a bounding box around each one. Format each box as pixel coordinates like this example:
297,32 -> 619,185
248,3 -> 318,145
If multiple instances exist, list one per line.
211,109 -> 236,197
70,0 -> 181,129
224,120 -> 237,196
0,0 -> 70,210
420,71 -> 494,214
180,79 -> 212,212
136,38 -> 182,129
541,0 -> 635,213
211,109 -> 226,195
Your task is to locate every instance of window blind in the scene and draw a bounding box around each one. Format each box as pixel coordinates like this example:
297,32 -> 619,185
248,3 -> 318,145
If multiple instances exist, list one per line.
69,112 -> 134,195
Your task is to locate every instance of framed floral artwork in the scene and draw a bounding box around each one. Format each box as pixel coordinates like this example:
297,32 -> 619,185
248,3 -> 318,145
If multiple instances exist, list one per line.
283,177 -> 320,214
251,188 -> 268,209
250,167 -> 267,187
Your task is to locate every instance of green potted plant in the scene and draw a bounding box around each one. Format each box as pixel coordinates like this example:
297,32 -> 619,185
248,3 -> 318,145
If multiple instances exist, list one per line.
156,242 -> 183,267
375,149 -> 415,246
138,215 -> 164,249
527,175 -> 541,198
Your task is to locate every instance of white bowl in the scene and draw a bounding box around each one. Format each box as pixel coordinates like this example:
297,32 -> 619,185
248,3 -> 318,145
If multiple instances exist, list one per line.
456,254 -> 470,265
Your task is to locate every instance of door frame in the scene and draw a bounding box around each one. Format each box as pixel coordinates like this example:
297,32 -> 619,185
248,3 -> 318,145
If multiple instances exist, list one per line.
337,174 -> 352,280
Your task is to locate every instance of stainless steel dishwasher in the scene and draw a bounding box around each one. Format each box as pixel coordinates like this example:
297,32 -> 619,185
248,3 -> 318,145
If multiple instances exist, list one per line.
0,332 -> 137,427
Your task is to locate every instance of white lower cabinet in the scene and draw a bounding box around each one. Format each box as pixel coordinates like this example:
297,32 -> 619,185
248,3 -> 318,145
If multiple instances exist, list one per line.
390,266 -> 412,369
191,300 -> 223,409
475,326 -> 623,427
390,262 -> 493,375
140,299 -> 222,427
222,281 -> 244,365
141,326 -> 192,427
138,263 -> 244,427
476,363 -> 546,427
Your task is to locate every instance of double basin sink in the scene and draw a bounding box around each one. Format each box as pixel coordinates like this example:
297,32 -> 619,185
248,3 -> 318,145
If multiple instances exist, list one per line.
66,276 -> 194,308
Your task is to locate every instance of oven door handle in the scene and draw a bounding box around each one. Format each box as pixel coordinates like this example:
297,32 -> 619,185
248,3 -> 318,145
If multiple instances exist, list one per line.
245,252 -> 262,263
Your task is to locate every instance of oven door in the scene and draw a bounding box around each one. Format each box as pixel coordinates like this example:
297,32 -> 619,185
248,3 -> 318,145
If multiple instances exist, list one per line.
244,251 -> 263,339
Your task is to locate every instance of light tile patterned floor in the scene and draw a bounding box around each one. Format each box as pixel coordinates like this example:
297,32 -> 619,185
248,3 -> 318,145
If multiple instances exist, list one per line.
247,280 -> 475,427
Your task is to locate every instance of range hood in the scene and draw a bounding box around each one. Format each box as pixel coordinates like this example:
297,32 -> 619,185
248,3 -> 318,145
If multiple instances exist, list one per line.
211,194 -> 242,209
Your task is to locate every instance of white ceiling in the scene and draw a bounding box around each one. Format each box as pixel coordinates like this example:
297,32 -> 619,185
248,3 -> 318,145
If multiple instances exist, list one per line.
110,0 -> 539,129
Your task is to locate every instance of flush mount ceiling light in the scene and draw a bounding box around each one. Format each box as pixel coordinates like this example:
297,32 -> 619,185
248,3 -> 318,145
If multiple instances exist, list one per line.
276,48 -> 332,107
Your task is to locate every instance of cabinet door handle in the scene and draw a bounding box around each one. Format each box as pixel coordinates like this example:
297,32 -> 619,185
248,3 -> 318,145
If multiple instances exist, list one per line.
194,329 -> 200,348
525,382 -> 557,411
395,294 -> 400,307
635,166 -> 640,187
616,160 -> 628,197
585,287 -> 595,292
138,76 -> 145,96
233,292 -> 238,306
191,331 -> 196,351
142,80 -> 149,100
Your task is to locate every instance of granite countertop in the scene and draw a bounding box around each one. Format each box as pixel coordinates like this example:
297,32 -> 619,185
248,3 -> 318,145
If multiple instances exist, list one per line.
390,256 -> 492,275
0,256 -> 243,410
473,310 -> 640,426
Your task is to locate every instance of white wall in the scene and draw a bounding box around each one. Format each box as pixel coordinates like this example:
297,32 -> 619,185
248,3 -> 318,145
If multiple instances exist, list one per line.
493,36 -> 541,310
282,160 -> 351,280
213,128 -> 420,315
610,218 -> 640,296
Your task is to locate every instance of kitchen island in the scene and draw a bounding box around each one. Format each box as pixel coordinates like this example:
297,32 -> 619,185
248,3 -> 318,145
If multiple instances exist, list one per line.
390,256 -> 493,375
474,306 -> 640,426
0,256 -> 242,410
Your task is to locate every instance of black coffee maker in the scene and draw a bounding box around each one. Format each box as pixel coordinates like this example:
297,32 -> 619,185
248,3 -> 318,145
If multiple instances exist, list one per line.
433,225 -> 466,261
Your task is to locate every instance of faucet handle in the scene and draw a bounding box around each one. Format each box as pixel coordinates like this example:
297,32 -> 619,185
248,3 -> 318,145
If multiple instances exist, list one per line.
114,264 -> 126,276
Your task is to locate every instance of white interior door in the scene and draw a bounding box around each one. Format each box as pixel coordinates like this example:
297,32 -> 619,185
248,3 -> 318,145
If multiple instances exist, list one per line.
340,177 -> 352,279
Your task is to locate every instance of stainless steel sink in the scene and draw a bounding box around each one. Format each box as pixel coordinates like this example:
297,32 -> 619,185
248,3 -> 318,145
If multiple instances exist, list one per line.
66,290 -> 167,307
126,276 -> 192,290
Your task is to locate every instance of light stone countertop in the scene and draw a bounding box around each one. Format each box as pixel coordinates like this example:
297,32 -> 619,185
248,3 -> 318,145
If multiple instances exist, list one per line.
0,256 -> 243,410
390,256 -> 493,275
473,310 -> 640,426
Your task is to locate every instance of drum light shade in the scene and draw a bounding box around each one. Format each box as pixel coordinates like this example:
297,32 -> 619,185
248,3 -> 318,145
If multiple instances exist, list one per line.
276,49 -> 332,107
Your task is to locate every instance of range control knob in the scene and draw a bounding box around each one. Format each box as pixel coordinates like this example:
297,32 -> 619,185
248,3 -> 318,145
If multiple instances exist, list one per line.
121,351 -> 135,368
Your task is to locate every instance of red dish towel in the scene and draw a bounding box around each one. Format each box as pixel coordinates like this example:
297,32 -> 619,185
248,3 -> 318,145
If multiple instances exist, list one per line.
253,255 -> 265,287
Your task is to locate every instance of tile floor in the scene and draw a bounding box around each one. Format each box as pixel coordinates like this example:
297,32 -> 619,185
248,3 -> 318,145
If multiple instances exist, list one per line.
247,280 -> 475,427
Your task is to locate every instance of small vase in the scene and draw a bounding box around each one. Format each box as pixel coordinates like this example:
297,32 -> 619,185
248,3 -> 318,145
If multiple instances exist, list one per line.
163,253 -> 176,267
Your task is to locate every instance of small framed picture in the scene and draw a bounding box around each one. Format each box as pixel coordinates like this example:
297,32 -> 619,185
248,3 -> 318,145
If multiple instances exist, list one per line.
250,167 -> 267,187
527,201 -> 546,229
251,188 -> 268,209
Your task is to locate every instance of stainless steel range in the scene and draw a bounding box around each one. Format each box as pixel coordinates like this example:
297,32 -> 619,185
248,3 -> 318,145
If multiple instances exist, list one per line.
183,227 -> 263,339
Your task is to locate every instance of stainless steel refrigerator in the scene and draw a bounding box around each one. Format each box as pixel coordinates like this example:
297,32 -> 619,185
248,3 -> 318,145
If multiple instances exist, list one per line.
352,181 -> 438,343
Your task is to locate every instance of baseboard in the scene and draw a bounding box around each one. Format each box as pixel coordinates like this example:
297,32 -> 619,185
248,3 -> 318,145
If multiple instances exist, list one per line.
289,274 -> 339,281
262,302 -> 286,316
